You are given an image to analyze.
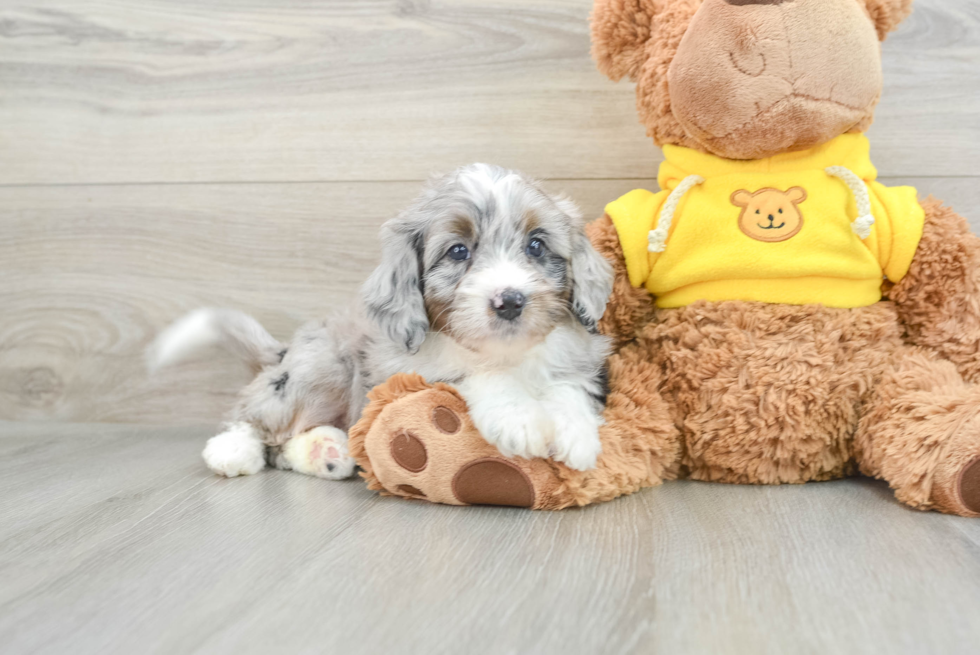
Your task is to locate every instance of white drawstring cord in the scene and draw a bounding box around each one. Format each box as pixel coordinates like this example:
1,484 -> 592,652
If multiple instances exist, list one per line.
826,166 -> 875,239
648,174 -> 705,252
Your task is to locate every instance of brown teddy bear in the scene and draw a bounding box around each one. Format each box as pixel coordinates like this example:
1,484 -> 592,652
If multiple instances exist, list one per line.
348,0 -> 980,516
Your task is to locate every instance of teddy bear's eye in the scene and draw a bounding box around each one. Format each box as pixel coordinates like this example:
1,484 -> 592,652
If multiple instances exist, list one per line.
779,208 -> 783,214
756,209 -> 760,214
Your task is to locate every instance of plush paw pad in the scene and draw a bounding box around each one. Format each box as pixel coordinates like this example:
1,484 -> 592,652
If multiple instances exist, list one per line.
451,458 -> 535,507
957,456 -> 980,515
390,431 -> 427,472
432,406 -> 461,434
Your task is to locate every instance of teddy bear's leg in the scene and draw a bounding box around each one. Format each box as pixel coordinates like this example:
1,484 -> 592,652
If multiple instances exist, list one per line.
888,199 -> 980,383
855,346 -> 980,516
348,344 -> 682,509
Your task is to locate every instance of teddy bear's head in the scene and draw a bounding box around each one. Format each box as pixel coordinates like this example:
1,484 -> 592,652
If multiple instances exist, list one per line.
592,0 -> 914,160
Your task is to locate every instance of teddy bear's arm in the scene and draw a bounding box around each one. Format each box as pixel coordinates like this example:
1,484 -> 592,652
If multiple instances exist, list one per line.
887,198 -> 980,383
586,213 -> 656,347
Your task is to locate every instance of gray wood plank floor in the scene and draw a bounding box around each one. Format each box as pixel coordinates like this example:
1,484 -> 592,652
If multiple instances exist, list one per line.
2,421 -> 980,655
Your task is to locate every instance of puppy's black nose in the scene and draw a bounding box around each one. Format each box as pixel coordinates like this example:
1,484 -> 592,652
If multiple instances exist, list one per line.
492,289 -> 526,321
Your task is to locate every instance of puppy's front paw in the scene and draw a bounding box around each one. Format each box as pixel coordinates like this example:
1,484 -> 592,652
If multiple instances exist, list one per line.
469,402 -> 553,461
550,413 -> 602,471
279,426 -> 357,480
203,423 -> 267,477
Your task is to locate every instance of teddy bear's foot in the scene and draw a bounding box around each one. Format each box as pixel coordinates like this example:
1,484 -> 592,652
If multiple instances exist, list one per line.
856,347 -> 980,517
956,457 -> 980,515
931,451 -> 980,518
916,398 -> 980,517
910,410 -> 980,517
350,381 -> 555,507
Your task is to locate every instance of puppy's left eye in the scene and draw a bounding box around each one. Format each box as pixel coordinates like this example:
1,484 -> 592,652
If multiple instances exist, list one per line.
526,238 -> 545,258
448,244 -> 470,261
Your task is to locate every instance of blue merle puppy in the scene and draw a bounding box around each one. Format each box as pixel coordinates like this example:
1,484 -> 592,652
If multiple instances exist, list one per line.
150,164 -> 614,479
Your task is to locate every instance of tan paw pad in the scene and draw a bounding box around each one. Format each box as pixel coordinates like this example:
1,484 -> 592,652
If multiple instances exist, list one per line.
432,406 -> 461,434
390,430 -> 427,472
452,458 -> 535,508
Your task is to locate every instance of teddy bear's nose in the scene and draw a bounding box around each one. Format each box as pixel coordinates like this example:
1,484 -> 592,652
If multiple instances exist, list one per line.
768,214 -> 775,221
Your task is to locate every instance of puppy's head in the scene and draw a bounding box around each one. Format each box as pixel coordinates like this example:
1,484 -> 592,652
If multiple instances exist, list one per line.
362,164 -> 613,354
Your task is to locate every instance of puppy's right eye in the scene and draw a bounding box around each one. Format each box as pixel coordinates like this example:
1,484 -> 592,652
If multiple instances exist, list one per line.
448,244 -> 470,261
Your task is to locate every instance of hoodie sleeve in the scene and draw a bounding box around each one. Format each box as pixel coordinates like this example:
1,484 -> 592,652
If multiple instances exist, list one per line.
868,182 -> 925,283
604,189 -> 669,289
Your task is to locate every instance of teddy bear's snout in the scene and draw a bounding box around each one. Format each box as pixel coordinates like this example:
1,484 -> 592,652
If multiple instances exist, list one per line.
667,0 -> 883,160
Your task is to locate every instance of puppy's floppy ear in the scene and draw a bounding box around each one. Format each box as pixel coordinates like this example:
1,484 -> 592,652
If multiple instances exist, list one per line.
361,217 -> 429,354
571,233 -> 615,330
862,0 -> 914,41
556,196 -> 614,330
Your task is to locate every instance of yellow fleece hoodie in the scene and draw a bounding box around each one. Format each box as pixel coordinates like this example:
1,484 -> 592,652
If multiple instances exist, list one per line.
605,134 -> 925,308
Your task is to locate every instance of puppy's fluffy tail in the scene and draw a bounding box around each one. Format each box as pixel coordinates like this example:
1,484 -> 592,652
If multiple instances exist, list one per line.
147,308 -> 285,373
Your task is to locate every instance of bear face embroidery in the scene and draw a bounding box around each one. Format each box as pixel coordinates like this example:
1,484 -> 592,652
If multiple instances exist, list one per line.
732,187 -> 807,243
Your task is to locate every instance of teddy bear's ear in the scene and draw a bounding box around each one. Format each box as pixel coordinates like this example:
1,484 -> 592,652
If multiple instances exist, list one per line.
591,0 -> 697,81
731,190 -> 752,208
862,0 -> 915,40
787,187 -> 808,204
591,0 -> 654,81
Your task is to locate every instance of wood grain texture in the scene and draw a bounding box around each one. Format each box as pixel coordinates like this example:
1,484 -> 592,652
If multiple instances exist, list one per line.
0,0 -> 977,185
2,421 -> 979,655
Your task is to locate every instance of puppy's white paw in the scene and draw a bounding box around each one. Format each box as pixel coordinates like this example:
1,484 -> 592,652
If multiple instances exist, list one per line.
550,413 -> 602,471
470,403 -> 553,460
203,423 -> 266,477
279,426 -> 356,480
